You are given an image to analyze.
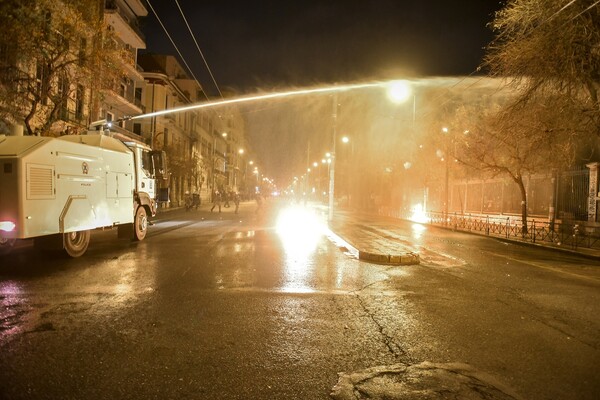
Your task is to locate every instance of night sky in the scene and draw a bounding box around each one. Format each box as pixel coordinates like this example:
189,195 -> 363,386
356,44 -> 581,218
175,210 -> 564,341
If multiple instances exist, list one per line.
141,0 -> 505,185
142,0 -> 504,96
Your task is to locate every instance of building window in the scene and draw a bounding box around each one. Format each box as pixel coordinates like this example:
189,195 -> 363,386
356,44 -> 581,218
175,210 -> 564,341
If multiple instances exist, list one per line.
75,84 -> 84,121
78,37 -> 87,65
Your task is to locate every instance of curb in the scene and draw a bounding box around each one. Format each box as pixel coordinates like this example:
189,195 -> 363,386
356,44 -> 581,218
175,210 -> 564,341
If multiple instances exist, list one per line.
358,250 -> 420,265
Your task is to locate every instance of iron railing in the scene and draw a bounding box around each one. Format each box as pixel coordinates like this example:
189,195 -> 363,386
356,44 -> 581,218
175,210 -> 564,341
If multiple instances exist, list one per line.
424,212 -> 600,251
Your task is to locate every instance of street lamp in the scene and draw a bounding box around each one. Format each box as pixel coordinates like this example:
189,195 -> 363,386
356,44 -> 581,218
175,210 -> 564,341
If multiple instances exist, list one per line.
253,167 -> 259,189
442,127 -> 449,225
388,80 -> 416,125
341,136 -> 354,207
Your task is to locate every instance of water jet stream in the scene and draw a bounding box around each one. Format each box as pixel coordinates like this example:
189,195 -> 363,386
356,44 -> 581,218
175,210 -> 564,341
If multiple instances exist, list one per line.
122,81 -> 387,122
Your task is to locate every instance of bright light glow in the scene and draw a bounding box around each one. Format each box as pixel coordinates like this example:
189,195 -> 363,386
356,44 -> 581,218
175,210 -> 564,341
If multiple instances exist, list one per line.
276,206 -> 324,293
313,162 -> 318,167
409,204 -> 429,223
276,206 -> 323,254
442,127 -> 448,133
341,136 -> 349,143
388,80 -> 411,103
411,223 -> 426,239
0,221 -> 16,232
238,148 -> 244,154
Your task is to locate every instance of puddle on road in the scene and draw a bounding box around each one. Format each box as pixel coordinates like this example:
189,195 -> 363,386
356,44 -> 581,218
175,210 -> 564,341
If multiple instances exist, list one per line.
331,362 -> 521,400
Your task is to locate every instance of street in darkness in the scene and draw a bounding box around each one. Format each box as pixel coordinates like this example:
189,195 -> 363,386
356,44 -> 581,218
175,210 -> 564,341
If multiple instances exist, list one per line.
0,199 -> 599,399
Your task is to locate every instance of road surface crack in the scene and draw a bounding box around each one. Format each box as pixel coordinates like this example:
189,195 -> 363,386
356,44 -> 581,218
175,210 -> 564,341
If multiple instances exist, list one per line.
354,293 -> 415,364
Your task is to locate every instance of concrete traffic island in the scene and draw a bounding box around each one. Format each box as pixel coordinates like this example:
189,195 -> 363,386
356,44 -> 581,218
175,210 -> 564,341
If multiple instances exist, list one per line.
326,213 -> 420,266
358,250 -> 420,265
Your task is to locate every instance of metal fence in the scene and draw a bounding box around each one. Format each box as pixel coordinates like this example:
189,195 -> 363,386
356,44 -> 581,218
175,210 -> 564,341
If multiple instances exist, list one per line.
426,211 -> 600,251
433,169 -> 591,221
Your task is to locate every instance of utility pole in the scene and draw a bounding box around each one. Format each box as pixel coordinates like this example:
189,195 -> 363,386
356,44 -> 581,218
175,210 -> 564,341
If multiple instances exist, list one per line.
306,140 -> 310,198
328,93 -> 338,222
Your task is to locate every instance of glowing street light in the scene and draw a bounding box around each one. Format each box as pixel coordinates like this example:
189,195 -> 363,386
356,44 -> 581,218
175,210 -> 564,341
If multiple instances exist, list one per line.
388,80 -> 411,103
388,80 -> 416,125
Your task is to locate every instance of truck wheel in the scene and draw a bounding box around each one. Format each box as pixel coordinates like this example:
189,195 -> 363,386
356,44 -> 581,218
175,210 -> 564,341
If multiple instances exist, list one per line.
0,238 -> 16,255
63,230 -> 90,258
133,206 -> 148,241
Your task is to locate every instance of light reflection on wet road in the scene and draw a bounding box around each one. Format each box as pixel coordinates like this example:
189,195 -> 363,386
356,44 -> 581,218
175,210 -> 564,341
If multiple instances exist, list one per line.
1,201 -> 598,399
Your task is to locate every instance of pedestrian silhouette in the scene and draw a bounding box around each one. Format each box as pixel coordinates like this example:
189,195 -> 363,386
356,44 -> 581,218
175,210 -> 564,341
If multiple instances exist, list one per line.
211,191 -> 222,212
234,192 -> 240,214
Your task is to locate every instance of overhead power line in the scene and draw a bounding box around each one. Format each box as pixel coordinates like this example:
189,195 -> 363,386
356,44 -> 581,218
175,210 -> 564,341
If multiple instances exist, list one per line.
175,0 -> 223,100
146,0 -> 210,102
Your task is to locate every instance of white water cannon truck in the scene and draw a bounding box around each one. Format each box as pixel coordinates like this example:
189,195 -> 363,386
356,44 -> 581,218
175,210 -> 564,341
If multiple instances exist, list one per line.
0,121 -> 168,257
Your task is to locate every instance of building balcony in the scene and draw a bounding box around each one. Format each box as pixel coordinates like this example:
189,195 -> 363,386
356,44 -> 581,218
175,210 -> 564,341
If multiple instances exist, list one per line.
102,87 -> 143,117
123,0 -> 148,17
120,48 -> 144,83
105,1 -> 146,49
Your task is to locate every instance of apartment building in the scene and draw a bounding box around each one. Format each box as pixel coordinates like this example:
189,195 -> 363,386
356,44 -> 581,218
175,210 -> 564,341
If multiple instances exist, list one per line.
101,0 -> 147,133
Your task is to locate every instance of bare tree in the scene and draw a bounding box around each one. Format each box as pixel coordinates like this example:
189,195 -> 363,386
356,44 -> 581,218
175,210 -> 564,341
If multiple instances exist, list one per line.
0,0 -> 121,136
485,0 -> 600,137
449,94 -> 583,234
454,0 -> 600,232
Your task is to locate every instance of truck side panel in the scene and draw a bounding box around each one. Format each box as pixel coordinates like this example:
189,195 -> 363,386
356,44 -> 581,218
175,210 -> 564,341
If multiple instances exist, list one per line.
0,135 -> 136,239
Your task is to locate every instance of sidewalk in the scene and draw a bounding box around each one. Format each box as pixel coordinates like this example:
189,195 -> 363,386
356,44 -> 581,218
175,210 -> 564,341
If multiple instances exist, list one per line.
328,208 -> 600,263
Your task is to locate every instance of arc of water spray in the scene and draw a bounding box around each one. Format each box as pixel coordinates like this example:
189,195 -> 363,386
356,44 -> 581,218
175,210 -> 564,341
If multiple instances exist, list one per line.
118,81 -> 385,122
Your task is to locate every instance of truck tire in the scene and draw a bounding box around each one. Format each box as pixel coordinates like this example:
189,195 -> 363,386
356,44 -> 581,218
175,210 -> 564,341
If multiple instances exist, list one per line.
63,230 -> 90,258
133,206 -> 148,241
0,238 -> 16,255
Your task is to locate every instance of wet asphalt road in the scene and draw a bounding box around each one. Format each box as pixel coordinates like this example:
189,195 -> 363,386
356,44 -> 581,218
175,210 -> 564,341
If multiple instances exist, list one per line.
0,200 -> 599,399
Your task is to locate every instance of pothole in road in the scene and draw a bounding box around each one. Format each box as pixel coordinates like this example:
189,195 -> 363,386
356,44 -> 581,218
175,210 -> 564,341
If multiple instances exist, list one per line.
331,362 -> 521,400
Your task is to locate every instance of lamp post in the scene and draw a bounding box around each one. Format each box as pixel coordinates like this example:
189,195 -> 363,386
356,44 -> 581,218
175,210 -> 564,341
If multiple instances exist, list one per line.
341,136 -> 354,207
235,148 -> 244,191
253,167 -> 259,190
442,127 -> 449,225
328,93 -> 338,221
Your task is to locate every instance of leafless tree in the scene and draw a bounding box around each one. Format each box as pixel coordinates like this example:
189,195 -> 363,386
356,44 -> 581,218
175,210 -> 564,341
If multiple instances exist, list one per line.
445,0 -> 600,232
448,93 -> 587,233
485,0 -> 600,137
